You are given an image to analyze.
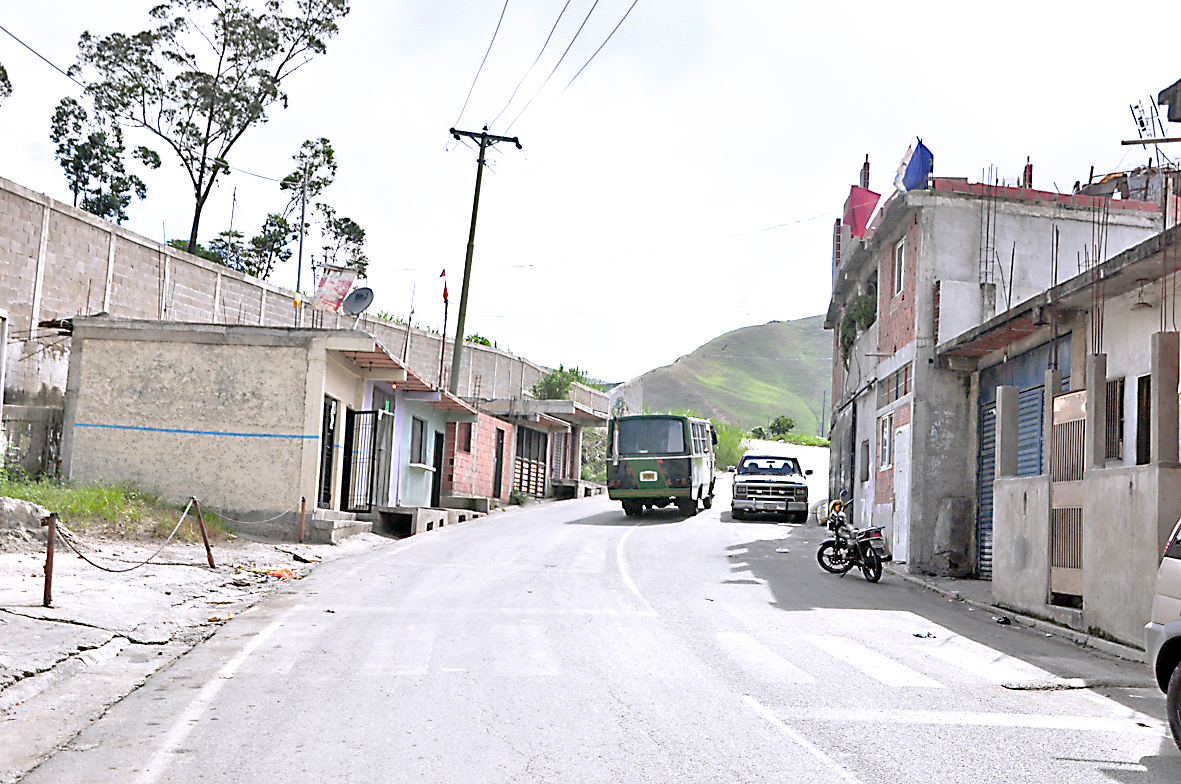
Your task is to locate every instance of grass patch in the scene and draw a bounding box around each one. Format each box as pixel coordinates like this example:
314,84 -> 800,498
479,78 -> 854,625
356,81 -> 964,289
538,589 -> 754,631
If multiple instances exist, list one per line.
0,478 -> 233,542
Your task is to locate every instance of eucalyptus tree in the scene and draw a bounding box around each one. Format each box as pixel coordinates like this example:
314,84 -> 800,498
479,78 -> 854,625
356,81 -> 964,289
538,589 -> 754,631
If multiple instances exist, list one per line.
71,0 -> 350,253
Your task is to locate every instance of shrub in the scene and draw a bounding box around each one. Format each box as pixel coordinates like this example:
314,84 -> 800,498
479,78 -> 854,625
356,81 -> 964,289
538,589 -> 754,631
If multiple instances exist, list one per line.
508,489 -> 529,505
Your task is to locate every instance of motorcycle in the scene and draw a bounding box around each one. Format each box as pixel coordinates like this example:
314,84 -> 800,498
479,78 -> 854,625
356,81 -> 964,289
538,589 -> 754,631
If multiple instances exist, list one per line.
816,499 -> 889,583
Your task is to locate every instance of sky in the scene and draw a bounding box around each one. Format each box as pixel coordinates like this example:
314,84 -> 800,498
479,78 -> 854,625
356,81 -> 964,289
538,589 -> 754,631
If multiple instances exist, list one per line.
1,1 -> 1178,383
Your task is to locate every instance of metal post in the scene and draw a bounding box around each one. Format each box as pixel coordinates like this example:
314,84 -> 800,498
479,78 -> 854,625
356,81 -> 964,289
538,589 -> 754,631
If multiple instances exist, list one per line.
299,496 -> 307,543
294,160 -> 309,326
192,498 -> 216,568
438,297 -> 449,387
42,512 -> 57,608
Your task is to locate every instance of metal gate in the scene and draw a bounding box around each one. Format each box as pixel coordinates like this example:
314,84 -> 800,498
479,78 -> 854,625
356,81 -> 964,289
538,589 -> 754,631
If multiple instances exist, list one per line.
515,426 -> 548,497
1050,390 -> 1085,599
341,409 -> 394,513
976,403 -> 997,578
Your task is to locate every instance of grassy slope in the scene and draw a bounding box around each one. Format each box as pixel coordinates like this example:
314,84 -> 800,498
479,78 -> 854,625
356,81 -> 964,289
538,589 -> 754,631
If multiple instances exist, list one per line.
639,315 -> 832,434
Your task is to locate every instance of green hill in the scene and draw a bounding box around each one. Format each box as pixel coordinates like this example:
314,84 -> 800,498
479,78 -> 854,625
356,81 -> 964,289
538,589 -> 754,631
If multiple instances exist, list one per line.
637,315 -> 832,434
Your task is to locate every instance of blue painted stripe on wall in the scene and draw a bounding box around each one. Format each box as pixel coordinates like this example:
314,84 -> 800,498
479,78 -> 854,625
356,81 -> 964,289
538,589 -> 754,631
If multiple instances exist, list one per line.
76,423 -> 319,440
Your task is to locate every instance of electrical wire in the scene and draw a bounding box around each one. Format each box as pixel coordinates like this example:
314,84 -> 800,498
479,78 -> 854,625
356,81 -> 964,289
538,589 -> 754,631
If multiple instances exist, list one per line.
488,0 -> 572,129
0,23 -> 86,89
562,0 -> 638,93
454,0 -> 511,128
506,0 -> 600,133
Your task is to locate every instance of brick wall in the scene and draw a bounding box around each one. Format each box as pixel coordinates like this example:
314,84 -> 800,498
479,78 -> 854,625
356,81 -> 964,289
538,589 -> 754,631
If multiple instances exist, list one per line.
0,175 -> 607,413
874,402 -> 911,503
877,218 -> 918,355
442,412 -> 515,499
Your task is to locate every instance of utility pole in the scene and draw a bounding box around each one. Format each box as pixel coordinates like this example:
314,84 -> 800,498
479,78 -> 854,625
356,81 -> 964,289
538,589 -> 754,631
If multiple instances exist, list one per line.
447,126 -> 521,395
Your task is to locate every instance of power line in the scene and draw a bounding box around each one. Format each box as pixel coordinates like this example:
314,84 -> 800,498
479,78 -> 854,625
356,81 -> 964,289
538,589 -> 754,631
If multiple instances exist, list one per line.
506,0 -> 600,132
489,0 -> 571,129
454,0 -> 511,127
0,22 -> 86,89
563,0 -> 639,93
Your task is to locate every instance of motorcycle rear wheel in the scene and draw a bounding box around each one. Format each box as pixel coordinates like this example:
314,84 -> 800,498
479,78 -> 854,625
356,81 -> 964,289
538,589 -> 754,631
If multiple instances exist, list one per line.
817,542 -> 853,574
861,549 -> 883,583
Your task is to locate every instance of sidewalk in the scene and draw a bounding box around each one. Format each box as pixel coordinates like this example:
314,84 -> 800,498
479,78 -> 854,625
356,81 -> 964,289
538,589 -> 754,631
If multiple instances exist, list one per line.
885,565 -> 1145,664
0,505 -> 390,784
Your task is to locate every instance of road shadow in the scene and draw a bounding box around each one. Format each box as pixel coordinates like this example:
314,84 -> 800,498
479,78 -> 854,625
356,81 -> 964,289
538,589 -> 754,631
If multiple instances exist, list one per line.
730,525 -> 1169,727
565,505 -> 691,527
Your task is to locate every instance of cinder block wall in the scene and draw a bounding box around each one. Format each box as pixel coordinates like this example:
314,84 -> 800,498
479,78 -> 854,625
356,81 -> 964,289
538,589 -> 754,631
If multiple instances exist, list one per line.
0,175 -> 609,412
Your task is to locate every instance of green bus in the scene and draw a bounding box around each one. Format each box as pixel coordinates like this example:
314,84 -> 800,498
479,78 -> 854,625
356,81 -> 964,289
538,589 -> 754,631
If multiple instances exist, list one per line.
606,414 -> 716,517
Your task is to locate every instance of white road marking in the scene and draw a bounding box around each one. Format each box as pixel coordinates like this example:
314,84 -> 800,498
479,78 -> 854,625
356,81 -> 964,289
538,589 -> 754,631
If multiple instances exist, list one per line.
743,696 -> 865,784
913,633 -> 1053,686
616,525 -> 656,616
716,632 -> 816,683
382,624 -> 437,675
805,635 -> 945,688
137,607 -> 300,784
491,624 -> 559,676
801,708 -> 1167,734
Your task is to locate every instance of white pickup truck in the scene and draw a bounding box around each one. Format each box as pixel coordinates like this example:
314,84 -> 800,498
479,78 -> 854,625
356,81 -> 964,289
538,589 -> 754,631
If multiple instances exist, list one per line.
730,452 -> 812,523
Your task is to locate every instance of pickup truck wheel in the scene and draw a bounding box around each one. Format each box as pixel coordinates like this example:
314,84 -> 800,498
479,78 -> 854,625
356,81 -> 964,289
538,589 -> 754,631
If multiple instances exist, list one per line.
731,509 -> 745,520
1168,661 -> 1181,751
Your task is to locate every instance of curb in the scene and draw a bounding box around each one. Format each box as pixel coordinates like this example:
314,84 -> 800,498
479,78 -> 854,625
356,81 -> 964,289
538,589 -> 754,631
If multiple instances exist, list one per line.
885,566 -> 1146,664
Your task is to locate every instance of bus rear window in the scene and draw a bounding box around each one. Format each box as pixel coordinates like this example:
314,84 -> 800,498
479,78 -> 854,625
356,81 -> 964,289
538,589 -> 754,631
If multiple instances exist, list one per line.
617,419 -> 685,455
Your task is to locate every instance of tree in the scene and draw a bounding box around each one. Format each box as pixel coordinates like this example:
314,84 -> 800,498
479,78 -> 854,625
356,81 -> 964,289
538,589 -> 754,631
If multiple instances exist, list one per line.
49,97 -> 159,223
316,203 -> 367,277
0,63 -> 11,105
769,416 -> 795,437
532,365 -> 590,400
749,426 -> 767,440
280,137 -> 336,218
72,0 -> 350,253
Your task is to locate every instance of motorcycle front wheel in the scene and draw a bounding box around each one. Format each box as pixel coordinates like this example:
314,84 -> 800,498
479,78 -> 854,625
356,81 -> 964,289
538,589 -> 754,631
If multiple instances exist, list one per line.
817,541 -> 853,574
861,549 -> 883,583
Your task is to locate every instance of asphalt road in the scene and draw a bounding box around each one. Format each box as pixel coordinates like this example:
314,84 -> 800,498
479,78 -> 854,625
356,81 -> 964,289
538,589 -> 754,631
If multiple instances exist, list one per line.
20,482 -> 1181,783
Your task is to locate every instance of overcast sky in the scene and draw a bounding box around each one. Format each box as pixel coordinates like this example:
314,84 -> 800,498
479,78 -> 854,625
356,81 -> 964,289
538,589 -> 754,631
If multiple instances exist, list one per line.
1,1 -> 1178,382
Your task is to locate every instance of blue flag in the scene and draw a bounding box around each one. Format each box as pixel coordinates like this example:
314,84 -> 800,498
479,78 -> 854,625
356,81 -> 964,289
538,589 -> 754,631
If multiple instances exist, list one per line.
894,139 -> 934,193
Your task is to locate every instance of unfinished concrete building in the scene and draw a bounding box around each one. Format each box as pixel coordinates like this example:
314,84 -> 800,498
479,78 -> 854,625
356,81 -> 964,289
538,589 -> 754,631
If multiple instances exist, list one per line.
826,165 -> 1161,577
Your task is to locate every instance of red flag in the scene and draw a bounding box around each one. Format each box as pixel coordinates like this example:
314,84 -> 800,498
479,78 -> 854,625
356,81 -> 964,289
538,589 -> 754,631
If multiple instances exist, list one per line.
843,185 -> 880,238
440,269 -> 448,303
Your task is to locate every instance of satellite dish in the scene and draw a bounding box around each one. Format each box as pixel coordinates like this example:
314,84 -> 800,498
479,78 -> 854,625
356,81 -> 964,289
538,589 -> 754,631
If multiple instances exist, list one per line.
341,287 -> 375,316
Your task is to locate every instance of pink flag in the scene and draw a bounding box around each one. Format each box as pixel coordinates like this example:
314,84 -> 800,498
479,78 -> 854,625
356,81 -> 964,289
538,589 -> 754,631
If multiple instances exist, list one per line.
843,185 -> 880,238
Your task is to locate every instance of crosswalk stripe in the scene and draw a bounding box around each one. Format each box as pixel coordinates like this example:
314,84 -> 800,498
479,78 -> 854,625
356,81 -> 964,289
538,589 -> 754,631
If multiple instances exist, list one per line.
716,632 -> 816,684
913,634 -> 1052,686
799,708 -> 1166,734
805,635 -> 945,688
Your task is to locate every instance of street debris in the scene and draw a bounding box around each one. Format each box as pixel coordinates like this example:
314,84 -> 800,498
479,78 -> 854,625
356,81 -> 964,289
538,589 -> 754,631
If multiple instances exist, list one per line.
913,632 -> 936,638
994,616 -> 1012,625
775,548 -> 791,554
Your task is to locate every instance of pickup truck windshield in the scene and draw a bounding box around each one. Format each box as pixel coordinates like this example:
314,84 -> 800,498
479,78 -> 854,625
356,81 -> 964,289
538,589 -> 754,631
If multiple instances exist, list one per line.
738,457 -> 801,475
617,419 -> 685,455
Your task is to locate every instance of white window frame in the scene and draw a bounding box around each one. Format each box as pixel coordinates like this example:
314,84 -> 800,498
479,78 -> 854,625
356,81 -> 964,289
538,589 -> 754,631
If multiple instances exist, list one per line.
879,413 -> 894,469
892,239 -> 905,296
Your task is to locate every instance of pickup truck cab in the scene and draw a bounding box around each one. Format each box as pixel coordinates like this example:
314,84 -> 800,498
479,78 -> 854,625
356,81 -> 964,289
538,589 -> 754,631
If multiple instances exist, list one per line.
730,452 -> 812,522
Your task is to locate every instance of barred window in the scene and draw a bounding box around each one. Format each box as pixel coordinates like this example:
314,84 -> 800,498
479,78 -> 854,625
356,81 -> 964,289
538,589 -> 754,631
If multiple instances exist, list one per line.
1104,378 -> 1124,461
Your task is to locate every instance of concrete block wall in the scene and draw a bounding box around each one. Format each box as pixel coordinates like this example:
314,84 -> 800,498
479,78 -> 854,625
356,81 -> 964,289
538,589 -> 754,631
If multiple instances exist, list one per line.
0,175 -> 608,416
